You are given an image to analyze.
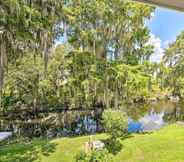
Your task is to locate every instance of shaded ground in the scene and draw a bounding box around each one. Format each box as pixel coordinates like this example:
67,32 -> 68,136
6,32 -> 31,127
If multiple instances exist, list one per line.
1,124 -> 184,162
0,139 -> 57,162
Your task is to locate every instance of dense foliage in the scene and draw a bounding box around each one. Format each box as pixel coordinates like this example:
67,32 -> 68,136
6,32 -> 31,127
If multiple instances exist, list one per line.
102,109 -> 127,139
1,1 -> 184,162
1,0 -> 171,137
0,0 -> 157,110
162,31 -> 184,99
0,0 -> 63,99
2,46 -> 157,110
76,149 -> 114,162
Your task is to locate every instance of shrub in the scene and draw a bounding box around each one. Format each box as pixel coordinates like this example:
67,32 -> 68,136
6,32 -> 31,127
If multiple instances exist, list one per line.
90,149 -> 114,162
75,149 -> 114,162
105,138 -> 122,155
75,151 -> 89,162
102,109 -> 128,139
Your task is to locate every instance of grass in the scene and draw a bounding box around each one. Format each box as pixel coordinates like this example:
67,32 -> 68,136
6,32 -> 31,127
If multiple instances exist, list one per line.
1,124 -> 184,162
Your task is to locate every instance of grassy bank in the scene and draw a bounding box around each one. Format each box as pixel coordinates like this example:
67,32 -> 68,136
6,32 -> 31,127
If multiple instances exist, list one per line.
1,124 -> 184,162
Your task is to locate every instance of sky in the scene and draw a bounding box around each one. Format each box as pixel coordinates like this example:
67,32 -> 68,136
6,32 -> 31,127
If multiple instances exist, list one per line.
147,7 -> 184,62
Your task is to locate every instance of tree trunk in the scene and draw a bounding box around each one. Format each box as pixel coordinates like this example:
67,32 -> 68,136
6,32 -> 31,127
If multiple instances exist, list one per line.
114,39 -> 119,60
0,66 -> 3,110
93,40 -> 96,56
0,35 -> 6,110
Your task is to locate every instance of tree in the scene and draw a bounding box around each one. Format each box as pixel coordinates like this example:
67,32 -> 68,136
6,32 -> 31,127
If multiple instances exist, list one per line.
102,109 -> 128,139
64,0 -> 154,61
3,55 -> 44,110
162,31 -> 184,98
102,109 -> 128,154
0,0 -> 64,105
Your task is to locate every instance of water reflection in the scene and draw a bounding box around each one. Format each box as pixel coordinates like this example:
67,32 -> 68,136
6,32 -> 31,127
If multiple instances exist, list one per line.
127,100 -> 184,132
2,100 -> 183,136
139,110 -> 165,132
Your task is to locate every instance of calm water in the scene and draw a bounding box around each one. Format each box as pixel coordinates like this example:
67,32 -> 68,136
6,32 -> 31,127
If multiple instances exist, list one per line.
127,100 -> 184,132
0,132 -> 12,141
74,100 -> 184,134
1,100 -> 183,136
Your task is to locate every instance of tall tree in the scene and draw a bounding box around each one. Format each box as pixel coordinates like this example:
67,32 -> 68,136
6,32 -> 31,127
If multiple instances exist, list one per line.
64,0 -> 154,62
163,31 -> 184,98
0,0 -> 64,105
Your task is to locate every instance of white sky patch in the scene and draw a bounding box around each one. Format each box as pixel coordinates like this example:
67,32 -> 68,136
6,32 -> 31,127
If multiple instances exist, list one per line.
148,34 -> 167,62
150,12 -> 155,19
162,40 -> 170,48
54,40 -> 62,47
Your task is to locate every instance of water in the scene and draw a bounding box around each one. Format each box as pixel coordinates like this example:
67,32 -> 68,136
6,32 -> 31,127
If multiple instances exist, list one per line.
67,100 -> 184,134
1,100 -> 183,136
127,100 -> 184,132
73,100 -> 184,134
75,116 -> 97,134
0,132 -> 12,141
128,111 -> 165,132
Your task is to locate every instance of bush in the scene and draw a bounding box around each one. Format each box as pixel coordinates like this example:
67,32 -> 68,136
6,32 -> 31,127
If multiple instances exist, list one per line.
75,149 -> 114,162
102,109 -> 128,139
90,149 -> 114,162
75,151 -> 89,162
105,138 -> 122,155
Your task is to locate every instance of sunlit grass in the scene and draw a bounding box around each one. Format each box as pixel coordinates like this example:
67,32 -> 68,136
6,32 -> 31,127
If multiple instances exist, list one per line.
1,124 -> 184,162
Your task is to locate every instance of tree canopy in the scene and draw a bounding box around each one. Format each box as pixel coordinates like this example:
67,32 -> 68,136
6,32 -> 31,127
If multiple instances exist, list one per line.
0,0 -> 157,111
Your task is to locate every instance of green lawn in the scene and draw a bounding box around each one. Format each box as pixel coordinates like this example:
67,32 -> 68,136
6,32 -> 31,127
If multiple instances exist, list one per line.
1,124 -> 184,162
